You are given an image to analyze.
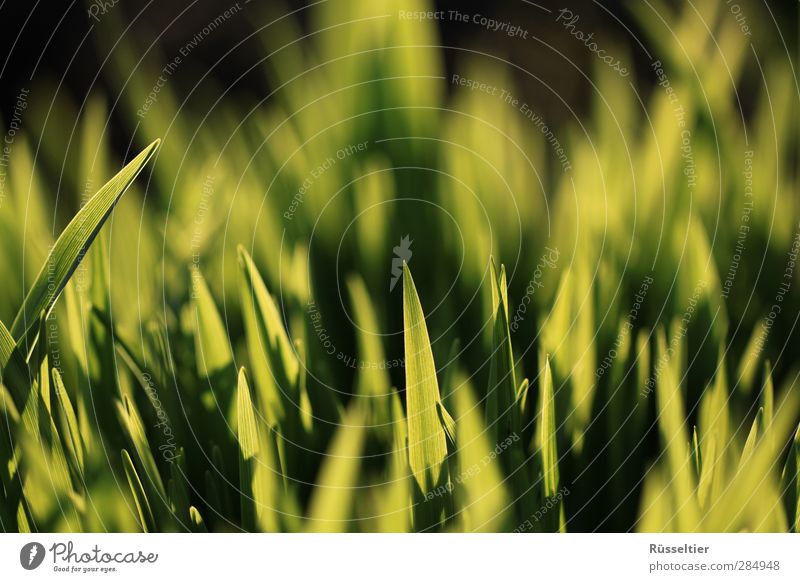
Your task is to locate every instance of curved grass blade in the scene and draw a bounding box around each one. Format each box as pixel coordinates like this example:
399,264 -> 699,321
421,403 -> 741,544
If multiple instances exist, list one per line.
10,139 -> 160,349
122,449 -> 156,533
191,268 -> 233,379
115,395 -> 167,500
402,263 -> 450,530
237,246 -> 290,428
306,403 -> 366,532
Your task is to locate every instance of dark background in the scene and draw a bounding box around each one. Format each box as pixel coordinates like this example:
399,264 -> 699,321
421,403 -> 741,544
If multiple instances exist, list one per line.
2,0 -> 795,143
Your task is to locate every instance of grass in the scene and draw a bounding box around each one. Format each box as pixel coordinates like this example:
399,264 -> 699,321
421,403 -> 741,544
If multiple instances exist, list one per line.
0,0 -> 799,532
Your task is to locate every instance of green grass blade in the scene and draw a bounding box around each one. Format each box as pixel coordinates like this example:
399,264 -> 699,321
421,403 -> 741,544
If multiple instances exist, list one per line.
653,328 -> 698,530
237,246 -> 297,428
121,449 -> 156,532
538,356 -> 565,532
52,368 -> 84,476
10,140 -> 160,348
402,263 -> 449,529
306,403 -> 366,532
486,260 -> 519,443
115,395 -> 167,499
189,506 -> 207,532
347,275 -> 392,439
780,424 -> 800,532
453,371 -> 510,532
0,318 -> 30,409
236,367 -> 259,531
191,268 -> 234,379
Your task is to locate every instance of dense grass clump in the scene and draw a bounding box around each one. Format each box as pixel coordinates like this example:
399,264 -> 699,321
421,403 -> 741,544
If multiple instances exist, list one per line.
1,0 -> 798,532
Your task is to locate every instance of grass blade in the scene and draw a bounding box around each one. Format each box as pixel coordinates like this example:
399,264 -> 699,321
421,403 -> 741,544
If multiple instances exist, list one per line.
121,449 -> 156,532
538,356 -> 565,532
306,403 -> 366,532
10,140 -> 160,349
402,263 -> 450,529
236,367 -> 261,531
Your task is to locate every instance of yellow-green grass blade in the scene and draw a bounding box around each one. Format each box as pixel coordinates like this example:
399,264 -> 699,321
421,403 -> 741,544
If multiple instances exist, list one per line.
701,392 -> 798,532
780,424 -> 800,532
403,263 -> 450,529
347,275 -> 392,438
653,328 -> 698,531
292,340 -> 314,436
191,269 -> 234,379
237,246 -> 297,428
486,260 -> 519,443
372,390 -> 411,533
115,395 -> 167,500
735,322 -> 768,394
538,356 -> 565,532
10,140 -> 160,349
253,423 -> 285,532
189,506 -> 207,533
236,367 -> 260,531
238,247 -> 298,385
52,368 -> 84,477
697,351 -> 730,506
453,372 -> 510,532
306,403 -> 366,532
761,362 -> 774,432
122,449 -> 156,533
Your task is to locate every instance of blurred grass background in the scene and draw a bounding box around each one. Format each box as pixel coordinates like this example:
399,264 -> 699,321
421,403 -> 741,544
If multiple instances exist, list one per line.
0,0 -> 799,532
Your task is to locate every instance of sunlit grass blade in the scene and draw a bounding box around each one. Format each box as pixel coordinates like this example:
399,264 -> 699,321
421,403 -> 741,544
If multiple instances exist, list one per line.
192,268 -> 234,380
236,367 -> 271,532
701,391 -> 798,532
189,506 -> 207,532
347,275 -> 392,438
306,403 -> 366,532
653,327 -> 698,531
781,424 -> 800,532
122,449 -> 156,533
237,246 -> 292,428
453,371 -> 510,532
402,263 -> 450,530
10,140 -> 160,350
52,368 -> 84,477
115,395 -> 167,500
538,356 -> 565,532
486,259 -> 519,443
